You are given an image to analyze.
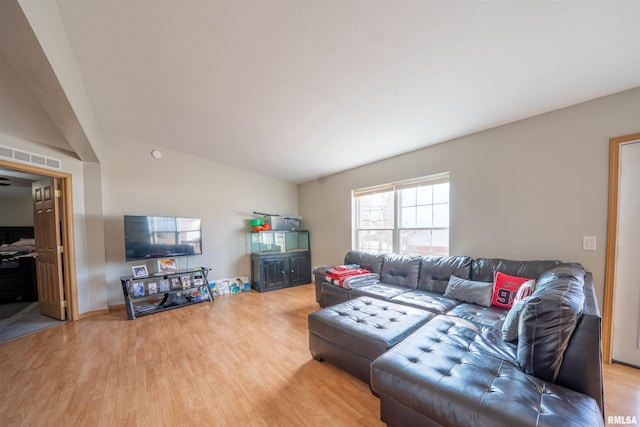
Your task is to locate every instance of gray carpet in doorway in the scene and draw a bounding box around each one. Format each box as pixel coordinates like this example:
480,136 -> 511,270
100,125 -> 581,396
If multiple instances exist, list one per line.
0,301 -> 34,319
0,302 -> 65,343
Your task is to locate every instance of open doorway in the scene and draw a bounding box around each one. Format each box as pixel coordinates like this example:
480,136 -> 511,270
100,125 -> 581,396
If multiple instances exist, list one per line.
0,159 -> 78,341
604,132 -> 640,367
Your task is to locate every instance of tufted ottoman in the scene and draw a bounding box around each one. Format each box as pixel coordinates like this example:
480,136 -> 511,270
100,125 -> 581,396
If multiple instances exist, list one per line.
308,296 -> 434,384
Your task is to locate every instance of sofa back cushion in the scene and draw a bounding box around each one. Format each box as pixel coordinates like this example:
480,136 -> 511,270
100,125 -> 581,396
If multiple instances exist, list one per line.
344,250 -> 385,274
555,272 -> 604,412
418,255 -> 473,293
517,263 -> 585,382
471,258 -> 561,282
379,254 -> 422,289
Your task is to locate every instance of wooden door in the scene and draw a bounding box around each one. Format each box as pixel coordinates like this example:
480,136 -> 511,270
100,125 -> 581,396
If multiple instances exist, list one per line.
33,178 -> 65,320
612,140 -> 640,367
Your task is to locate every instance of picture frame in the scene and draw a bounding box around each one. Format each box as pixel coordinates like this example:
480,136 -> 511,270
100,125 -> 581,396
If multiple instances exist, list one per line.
157,258 -> 178,273
148,282 -> 158,295
213,276 -> 250,294
181,275 -> 191,289
132,282 -> 145,297
132,265 -> 149,278
208,282 -> 219,296
159,279 -> 170,292
170,277 -> 182,290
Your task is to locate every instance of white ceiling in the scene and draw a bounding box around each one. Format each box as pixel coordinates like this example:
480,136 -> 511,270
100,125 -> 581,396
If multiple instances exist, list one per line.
6,1 -> 640,183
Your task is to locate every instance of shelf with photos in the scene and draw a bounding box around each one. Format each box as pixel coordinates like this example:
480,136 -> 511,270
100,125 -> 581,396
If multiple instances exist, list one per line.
120,261 -> 213,320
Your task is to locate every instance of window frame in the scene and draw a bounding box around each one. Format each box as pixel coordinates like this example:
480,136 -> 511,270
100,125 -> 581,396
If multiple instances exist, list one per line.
352,173 -> 450,256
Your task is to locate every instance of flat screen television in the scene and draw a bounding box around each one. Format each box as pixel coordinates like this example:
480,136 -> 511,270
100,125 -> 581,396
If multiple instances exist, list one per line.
124,215 -> 202,261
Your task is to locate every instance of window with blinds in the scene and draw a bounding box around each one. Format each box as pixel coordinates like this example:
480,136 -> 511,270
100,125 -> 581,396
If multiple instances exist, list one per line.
352,173 -> 449,256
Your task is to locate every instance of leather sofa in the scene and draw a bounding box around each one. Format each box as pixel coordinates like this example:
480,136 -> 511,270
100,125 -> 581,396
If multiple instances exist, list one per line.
310,251 -> 604,427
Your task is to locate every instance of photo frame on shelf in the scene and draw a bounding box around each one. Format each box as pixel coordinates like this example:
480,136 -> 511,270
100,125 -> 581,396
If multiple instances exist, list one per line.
159,279 -> 170,292
157,258 -> 178,274
132,282 -> 145,297
132,265 -> 149,278
148,282 -> 158,295
170,277 -> 182,290
181,275 -> 191,289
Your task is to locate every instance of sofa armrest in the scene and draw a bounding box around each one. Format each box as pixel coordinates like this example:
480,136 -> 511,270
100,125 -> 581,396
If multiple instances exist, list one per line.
313,267 -> 332,305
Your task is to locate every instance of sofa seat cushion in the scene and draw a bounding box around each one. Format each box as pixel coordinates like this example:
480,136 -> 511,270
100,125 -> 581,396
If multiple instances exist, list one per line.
389,314 -> 518,367
351,283 -> 410,301
389,290 -> 460,314
370,314 -> 604,427
446,303 -> 508,329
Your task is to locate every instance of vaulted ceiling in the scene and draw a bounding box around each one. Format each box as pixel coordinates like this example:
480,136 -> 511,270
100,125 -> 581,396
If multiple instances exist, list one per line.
2,1 -> 640,183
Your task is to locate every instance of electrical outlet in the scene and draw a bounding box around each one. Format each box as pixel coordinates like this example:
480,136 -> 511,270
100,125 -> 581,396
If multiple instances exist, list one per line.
583,236 -> 596,251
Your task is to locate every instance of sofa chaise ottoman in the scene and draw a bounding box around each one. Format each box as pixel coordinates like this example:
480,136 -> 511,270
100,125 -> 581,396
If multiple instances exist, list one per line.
308,297 -> 434,383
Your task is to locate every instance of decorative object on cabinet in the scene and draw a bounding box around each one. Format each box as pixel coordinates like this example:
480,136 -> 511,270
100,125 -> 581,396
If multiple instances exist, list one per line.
251,211 -> 302,231
132,265 -> 148,278
157,257 -> 178,273
250,230 -> 311,292
120,267 -> 213,319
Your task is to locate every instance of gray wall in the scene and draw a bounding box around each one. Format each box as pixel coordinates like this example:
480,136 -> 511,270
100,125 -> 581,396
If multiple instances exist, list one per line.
299,86 -> 640,307
98,131 -> 299,306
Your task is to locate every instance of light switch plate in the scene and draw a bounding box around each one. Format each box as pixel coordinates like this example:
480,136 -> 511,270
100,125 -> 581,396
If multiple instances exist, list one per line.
583,236 -> 596,251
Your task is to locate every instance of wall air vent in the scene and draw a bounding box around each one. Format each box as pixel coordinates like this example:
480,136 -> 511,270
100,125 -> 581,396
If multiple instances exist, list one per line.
0,146 -> 12,159
0,145 -> 62,170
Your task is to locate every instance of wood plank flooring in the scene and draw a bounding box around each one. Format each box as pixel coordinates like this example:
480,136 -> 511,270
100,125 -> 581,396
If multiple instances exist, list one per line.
0,283 -> 638,426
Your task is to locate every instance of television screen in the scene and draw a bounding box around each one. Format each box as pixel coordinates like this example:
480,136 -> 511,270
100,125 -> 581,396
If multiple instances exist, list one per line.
124,215 -> 202,261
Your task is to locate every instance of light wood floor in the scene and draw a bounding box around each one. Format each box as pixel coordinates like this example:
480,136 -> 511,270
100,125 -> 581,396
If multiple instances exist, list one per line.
0,284 -> 638,426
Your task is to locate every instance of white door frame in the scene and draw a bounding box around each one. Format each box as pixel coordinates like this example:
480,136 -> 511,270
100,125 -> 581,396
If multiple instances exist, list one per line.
604,132 -> 640,364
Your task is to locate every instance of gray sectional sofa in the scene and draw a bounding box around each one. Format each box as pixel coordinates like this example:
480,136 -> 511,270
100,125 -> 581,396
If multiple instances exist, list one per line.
309,251 -> 604,427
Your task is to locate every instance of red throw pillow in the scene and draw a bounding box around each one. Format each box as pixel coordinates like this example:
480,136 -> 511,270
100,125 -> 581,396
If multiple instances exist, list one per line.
491,272 -> 533,308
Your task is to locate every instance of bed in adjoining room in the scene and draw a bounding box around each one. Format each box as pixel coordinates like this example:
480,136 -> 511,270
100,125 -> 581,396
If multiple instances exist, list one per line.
0,227 -> 37,302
